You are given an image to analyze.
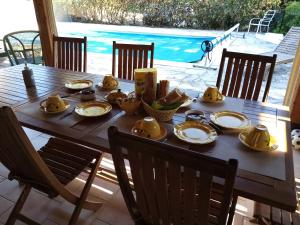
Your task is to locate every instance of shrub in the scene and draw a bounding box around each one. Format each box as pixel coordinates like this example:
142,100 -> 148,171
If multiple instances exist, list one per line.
53,0 -> 282,30
274,1 -> 300,34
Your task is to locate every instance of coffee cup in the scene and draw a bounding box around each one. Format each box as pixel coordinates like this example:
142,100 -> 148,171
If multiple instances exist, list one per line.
203,86 -> 223,102
102,75 -> 118,89
245,125 -> 270,149
133,117 -> 160,138
45,95 -> 65,112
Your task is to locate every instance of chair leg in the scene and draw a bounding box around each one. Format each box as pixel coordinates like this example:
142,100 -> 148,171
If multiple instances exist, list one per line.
227,194 -> 238,225
5,185 -> 31,225
68,155 -> 103,225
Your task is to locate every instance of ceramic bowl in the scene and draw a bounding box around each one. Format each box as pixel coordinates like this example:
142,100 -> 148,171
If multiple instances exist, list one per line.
117,98 -> 141,115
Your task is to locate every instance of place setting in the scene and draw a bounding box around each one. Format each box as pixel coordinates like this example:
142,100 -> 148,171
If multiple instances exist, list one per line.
199,85 -> 225,104
37,77 -> 114,119
96,74 -> 119,91
239,124 -> 279,152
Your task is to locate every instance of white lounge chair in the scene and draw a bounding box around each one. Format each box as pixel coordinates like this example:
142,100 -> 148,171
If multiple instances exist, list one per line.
248,10 -> 276,33
263,26 -> 300,80
264,26 -> 300,65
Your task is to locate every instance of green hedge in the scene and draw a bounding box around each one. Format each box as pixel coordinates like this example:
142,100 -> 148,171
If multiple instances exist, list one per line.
274,1 -> 300,34
53,0 -> 284,30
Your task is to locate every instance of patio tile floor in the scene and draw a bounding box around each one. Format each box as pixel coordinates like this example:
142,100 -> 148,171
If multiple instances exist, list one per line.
0,127 -> 298,225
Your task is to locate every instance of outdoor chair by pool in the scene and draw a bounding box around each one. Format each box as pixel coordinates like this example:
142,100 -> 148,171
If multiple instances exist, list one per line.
3,30 -> 43,66
216,48 -> 277,102
248,10 -> 276,33
53,35 -> 87,72
108,126 -> 238,225
0,106 -> 103,225
263,26 -> 300,66
112,41 -> 154,80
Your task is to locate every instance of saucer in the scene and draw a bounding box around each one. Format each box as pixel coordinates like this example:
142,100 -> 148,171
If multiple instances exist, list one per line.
174,121 -> 217,144
131,122 -> 167,141
65,80 -> 93,90
239,131 -> 278,151
200,95 -> 225,103
210,111 -> 250,130
97,83 -> 118,91
40,99 -> 70,114
180,97 -> 193,108
75,101 -> 112,117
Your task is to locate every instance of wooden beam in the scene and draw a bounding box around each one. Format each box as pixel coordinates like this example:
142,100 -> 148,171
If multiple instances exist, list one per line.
288,41 -> 300,128
33,0 -> 57,66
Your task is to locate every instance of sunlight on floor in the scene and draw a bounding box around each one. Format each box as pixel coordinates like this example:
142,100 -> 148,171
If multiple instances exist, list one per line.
75,177 -> 114,195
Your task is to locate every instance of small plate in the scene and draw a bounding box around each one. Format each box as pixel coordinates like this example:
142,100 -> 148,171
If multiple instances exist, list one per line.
65,80 -> 93,90
104,95 -> 118,104
180,97 -> 193,108
210,111 -> 250,130
75,101 -> 112,117
200,95 -> 225,103
40,100 -> 70,114
131,123 -> 167,141
174,121 -> 217,144
239,132 -> 278,151
97,83 -> 118,91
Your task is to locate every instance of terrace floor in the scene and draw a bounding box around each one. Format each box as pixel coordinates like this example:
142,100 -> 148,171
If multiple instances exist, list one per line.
0,127 -> 299,225
0,130 -> 266,225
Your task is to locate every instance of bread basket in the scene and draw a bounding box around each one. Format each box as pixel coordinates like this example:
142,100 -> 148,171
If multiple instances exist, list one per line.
142,99 -> 179,122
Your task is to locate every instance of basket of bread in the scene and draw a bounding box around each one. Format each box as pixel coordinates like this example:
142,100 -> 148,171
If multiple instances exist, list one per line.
142,88 -> 189,122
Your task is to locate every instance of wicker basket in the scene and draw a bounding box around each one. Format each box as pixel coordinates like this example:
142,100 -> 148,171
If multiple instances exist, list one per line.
142,99 -> 179,122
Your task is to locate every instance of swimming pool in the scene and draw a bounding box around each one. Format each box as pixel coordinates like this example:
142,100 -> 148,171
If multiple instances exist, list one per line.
63,30 -> 216,63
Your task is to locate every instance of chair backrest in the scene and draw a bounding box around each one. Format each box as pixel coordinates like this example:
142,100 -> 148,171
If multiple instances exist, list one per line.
53,35 -> 87,72
216,48 -> 277,102
108,126 -> 238,225
0,106 -> 66,194
275,26 -> 300,55
3,30 -> 42,66
112,41 -> 154,80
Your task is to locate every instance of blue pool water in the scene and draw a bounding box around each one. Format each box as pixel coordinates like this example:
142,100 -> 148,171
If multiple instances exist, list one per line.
64,31 -> 215,62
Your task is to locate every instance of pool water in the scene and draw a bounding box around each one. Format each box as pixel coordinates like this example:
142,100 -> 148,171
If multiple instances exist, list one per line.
63,31 -> 215,63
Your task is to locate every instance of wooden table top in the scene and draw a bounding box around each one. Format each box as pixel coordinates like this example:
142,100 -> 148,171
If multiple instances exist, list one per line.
0,64 -> 297,211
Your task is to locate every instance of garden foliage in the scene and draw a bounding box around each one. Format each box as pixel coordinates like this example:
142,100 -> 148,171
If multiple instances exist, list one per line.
53,0 -> 292,30
274,1 -> 300,34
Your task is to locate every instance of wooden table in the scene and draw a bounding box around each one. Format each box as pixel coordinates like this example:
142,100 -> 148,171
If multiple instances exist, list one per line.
0,64 -> 297,212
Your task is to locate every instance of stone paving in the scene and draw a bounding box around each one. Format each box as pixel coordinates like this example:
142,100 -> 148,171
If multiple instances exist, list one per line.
77,26 -> 290,105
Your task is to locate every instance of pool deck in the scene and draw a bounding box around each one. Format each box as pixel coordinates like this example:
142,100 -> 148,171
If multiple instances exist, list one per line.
57,22 -> 289,105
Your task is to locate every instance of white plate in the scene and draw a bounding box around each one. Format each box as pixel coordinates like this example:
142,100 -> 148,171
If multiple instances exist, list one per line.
180,98 -> 193,108
210,111 -> 250,130
75,101 -> 112,117
65,80 -> 93,90
174,121 -> 217,144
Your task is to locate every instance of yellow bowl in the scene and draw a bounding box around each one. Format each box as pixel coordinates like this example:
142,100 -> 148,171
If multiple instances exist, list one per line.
117,98 -> 141,115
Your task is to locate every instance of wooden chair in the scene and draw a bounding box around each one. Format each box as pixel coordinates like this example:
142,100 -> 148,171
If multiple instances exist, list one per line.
112,41 -> 154,80
53,35 -> 87,72
0,106 -> 103,225
216,48 -> 277,102
108,126 -> 238,225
